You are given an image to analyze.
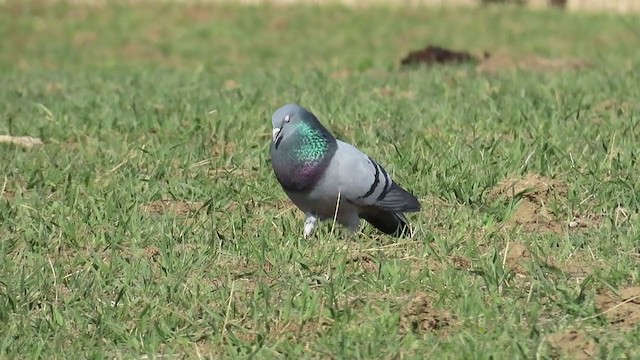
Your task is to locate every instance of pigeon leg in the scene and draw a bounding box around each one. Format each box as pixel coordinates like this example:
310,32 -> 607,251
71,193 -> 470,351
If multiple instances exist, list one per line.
303,215 -> 317,238
343,214 -> 360,233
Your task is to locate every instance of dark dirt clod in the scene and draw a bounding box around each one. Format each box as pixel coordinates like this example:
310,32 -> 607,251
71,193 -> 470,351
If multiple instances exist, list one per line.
346,254 -> 379,273
400,45 -> 481,67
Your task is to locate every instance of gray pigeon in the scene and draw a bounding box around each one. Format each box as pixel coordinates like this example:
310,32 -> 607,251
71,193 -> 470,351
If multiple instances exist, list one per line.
269,104 -> 421,238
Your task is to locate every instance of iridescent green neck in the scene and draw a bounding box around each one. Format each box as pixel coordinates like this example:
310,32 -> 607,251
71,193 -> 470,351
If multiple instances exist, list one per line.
293,121 -> 332,162
270,117 -> 338,192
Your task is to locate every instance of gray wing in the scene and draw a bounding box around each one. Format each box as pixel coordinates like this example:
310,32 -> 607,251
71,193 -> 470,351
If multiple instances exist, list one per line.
328,141 -> 420,212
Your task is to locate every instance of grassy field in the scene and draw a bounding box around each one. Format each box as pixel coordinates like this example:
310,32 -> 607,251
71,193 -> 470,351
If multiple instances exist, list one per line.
1,1 -> 639,358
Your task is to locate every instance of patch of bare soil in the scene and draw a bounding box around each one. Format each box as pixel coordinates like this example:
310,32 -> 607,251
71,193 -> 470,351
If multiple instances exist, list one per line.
330,69 -> 350,80
503,242 -> 536,275
590,99 -> 636,125
346,254 -> 379,273
399,293 -> 454,335
477,53 -> 591,74
399,46 -> 590,74
593,99 -> 634,115
557,252 -> 598,279
143,245 -> 161,261
546,329 -> 598,360
567,211 -> 606,231
501,242 -> 601,279
488,174 -> 571,233
595,286 -> 640,331
222,79 -> 240,91
450,255 -> 472,270
1,191 -> 15,201
44,82 -> 64,94
140,199 -> 204,216
407,253 -> 472,277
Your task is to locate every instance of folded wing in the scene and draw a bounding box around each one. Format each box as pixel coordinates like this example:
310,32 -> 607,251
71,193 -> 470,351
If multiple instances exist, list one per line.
332,141 -> 421,213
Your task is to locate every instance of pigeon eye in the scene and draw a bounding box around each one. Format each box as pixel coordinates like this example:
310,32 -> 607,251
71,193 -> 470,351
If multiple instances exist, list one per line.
284,114 -> 291,123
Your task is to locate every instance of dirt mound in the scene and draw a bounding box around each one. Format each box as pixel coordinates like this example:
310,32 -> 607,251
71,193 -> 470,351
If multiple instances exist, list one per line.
501,242 -> 600,280
399,46 -> 590,74
141,199 -> 204,216
487,174 -> 568,233
545,329 -> 597,360
399,293 -> 454,334
400,45 -> 479,67
503,242 -> 534,275
595,286 -> 640,330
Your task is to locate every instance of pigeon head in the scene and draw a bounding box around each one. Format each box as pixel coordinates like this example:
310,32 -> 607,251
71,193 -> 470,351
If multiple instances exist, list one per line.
271,104 -> 313,144
269,104 -> 338,191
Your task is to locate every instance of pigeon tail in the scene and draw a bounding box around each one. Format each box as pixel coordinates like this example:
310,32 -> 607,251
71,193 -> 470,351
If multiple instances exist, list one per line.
360,209 -> 412,238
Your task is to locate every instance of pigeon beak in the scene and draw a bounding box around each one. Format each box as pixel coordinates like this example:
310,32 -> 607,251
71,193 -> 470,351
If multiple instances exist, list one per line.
272,128 -> 281,142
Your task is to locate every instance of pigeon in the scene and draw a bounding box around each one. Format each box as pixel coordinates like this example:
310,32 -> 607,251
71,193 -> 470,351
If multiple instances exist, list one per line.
269,104 -> 421,238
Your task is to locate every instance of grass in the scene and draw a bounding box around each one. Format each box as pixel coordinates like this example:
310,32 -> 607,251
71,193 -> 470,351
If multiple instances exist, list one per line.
1,1 -> 639,358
